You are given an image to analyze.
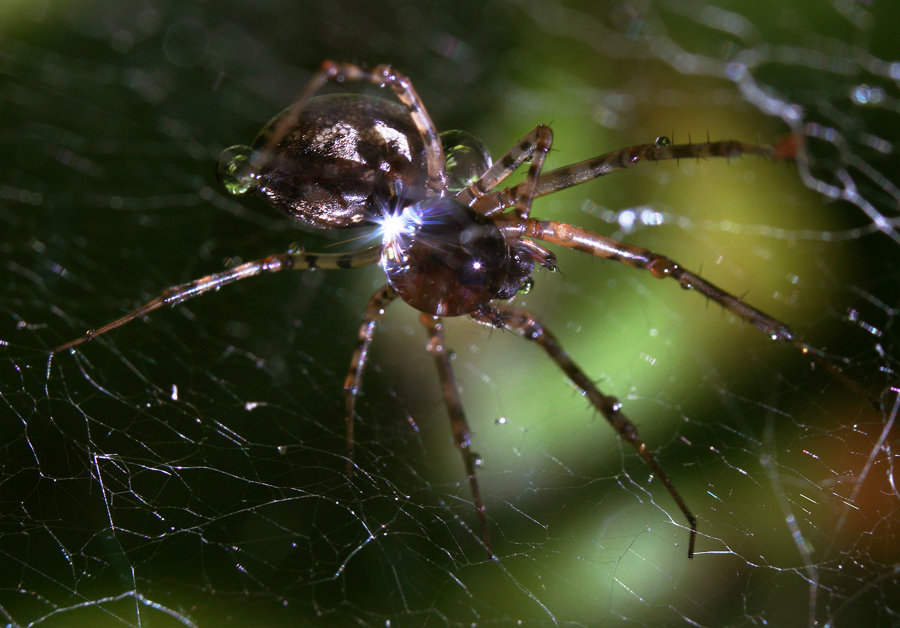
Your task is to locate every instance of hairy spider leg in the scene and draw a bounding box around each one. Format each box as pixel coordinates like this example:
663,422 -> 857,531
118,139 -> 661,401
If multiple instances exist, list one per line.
462,132 -> 869,403
52,246 -> 382,353
257,60 -> 448,194
471,305 -> 697,558
516,216 -> 801,337
344,284 -> 398,474
473,139 -> 780,217
419,314 -> 492,557
507,217 -> 873,404
509,125 -> 553,219
455,124 -> 553,217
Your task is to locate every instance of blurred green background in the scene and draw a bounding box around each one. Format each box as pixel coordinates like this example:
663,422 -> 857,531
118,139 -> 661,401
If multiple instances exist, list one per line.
2,0 -> 898,626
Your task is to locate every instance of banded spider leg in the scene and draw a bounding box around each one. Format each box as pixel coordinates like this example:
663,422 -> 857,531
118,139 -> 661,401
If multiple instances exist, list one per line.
53,246 -> 382,354
470,305 -> 698,559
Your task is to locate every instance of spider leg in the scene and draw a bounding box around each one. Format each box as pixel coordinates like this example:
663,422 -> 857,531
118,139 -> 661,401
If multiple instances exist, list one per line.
258,60 -> 447,194
475,139 -> 786,216
456,124 -> 553,219
506,217 -> 874,403
517,217 -> 805,342
419,314 -> 492,557
344,284 -> 398,474
53,245 -> 382,353
470,304 -> 697,558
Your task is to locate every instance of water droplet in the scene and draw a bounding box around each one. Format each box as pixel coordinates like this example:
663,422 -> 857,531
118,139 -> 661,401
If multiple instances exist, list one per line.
655,136 -> 671,146
440,130 -> 493,192
215,145 -> 258,195
852,84 -> 884,105
617,209 -> 636,231
518,277 -> 534,294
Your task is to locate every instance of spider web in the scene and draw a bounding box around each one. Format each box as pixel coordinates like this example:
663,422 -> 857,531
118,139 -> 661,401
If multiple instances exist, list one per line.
2,0 -> 898,626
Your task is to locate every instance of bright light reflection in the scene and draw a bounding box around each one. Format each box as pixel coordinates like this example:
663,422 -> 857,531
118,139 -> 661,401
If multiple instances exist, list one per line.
376,205 -> 423,241
376,205 -> 423,264
379,211 -> 408,242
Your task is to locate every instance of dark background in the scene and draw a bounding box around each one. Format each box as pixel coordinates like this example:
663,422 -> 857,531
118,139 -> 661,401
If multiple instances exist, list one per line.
2,0 -> 899,626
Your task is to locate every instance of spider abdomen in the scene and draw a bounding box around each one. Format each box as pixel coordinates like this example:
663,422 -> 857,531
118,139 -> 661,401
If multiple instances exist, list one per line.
380,197 -> 532,316
219,94 -> 430,229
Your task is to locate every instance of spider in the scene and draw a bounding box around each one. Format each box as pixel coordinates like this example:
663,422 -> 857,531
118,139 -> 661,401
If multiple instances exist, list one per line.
55,60 -> 832,560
